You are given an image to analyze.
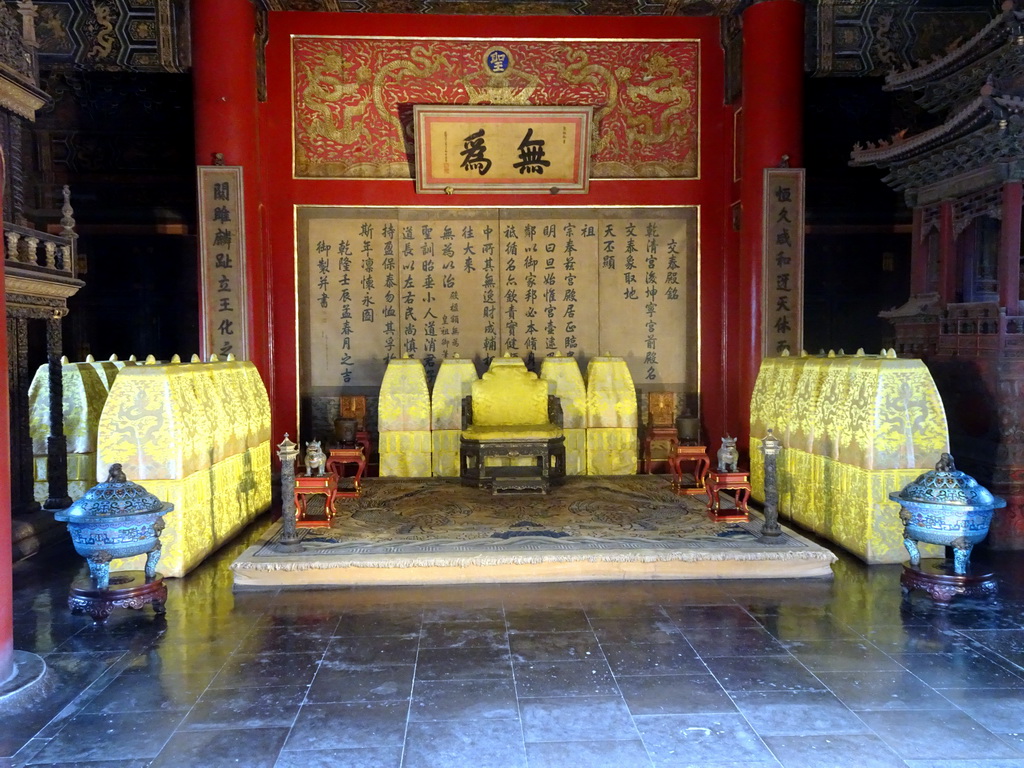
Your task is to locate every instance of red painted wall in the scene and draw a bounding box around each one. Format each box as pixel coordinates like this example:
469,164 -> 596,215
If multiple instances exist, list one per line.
259,12 -> 734,449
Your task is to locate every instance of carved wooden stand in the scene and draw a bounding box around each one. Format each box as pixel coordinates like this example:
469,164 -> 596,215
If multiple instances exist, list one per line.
705,469 -> 752,521
901,559 -> 998,605
68,570 -> 167,623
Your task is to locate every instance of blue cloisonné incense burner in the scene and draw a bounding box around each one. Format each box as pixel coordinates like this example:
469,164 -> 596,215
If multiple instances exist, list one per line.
54,464 -> 173,590
890,453 -> 1004,575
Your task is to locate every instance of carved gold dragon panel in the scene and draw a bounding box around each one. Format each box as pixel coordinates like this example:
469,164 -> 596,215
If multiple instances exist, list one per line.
293,37 -> 699,179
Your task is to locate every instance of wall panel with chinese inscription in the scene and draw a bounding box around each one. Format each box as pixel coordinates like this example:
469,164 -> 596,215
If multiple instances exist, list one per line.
297,207 -> 698,398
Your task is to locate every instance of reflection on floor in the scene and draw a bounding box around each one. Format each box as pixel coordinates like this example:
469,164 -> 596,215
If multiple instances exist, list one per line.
9,511 -> 1024,768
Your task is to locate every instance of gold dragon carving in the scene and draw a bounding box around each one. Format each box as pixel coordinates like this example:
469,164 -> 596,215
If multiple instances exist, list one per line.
371,45 -> 453,154
298,52 -> 373,149
623,52 -> 694,149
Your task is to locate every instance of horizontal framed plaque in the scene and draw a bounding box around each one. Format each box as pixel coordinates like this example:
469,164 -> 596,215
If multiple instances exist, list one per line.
414,105 -> 592,194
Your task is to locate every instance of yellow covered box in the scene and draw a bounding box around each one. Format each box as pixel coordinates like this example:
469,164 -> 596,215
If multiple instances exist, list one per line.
750,352 -> 948,564
97,360 -> 271,577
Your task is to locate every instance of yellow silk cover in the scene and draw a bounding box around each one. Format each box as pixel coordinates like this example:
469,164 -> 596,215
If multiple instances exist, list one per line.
563,428 -> 586,476
463,424 -> 562,441
97,364 -> 211,480
487,354 -> 527,371
29,362 -> 112,455
470,367 -> 549,427
432,429 -> 461,477
380,430 -> 432,477
431,358 -> 478,431
540,355 -> 587,429
95,361 -> 272,577
750,354 -> 949,564
378,358 -> 431,431
586,356 -> 638,429
587,427 -> 638,475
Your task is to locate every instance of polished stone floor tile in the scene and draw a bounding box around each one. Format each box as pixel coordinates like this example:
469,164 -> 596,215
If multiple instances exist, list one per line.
12,515 -> 1024,767
729,690 -> 870,736
524,738 -> 655,768
0,651 -> 126,759
333,611 -> 423,637
682,626 -> 788,657
632,713 -> 776,766
306,663 -> 414,703
509,630 -> 600,662
210,650 -> 322,688
939,687 -> 1024,732
25,710 -> 185,763
415,645 -> 512,681
410,678 -> 519,721
282,701 -> 409,752
149,726 -> 288,768
420,620 -> 508,650
663,604 -> 763,630
81,669 -> 212,714
402,719 -> 528,768
782,639 -> 903,672
891,651 -> 1024,689
322,633 -> 419,665
815,669 -> 958,711
704,655 -> 827,693
179,684 -> 307,730
504,606 -> 590,633
520,694 -> 637,742
272,745 -> 405,768
763,733 -> 907,768
858,709 -> 1022,760
903,761 -> 1024,768
590,616 -> 685,644
514,659 -> 619,697
602,640 -> 707,676
617,673 -> 736,715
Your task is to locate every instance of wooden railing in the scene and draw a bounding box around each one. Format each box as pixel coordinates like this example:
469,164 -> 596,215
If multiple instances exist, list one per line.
3,185 -> 77,279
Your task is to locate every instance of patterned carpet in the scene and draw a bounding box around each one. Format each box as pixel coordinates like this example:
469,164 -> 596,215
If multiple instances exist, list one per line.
231,476 -> 837,586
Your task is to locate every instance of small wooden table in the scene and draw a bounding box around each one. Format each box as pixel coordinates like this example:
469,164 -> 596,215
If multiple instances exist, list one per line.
642,426 -> 680,474
705,469 -> 752,521
294,474 -> 337,527
326,447 -> 367,498
667,445 -> 710,495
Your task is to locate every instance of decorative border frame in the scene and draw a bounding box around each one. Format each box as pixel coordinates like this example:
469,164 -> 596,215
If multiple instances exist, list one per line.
413,105 -> 593,194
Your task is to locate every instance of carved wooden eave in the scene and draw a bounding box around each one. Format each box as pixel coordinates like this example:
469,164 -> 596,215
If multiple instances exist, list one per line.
851,90 -> 1024,202
914,40 -> 1024,114
0,62 -> 46,121
884,1 -> 1024,95
4,262 -> 83,317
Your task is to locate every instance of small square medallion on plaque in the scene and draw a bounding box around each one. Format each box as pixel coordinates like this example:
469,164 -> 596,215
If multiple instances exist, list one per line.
414,104 -> 593,194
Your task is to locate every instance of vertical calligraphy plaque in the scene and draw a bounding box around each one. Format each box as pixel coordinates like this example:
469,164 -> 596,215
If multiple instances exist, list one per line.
198,166 -> 248,360
762,168 -> 804,357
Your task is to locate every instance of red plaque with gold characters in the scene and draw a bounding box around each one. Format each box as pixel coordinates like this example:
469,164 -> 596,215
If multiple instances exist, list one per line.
414,105 -> 592,194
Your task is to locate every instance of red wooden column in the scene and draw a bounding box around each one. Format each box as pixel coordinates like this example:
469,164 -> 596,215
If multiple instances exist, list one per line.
0,154 -> 13,685
910,207 -> 928,295
737,0 -> 804,447
191,0 -> 269,381
939,201 -> 956,304
999,181 -> 1023,310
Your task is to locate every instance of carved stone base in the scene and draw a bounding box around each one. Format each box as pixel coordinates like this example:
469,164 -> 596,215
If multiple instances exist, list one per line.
68,570 -> 167,623
901,559 -> 997,606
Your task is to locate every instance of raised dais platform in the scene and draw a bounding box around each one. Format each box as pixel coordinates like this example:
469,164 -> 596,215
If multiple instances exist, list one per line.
232,476 -> 837,587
